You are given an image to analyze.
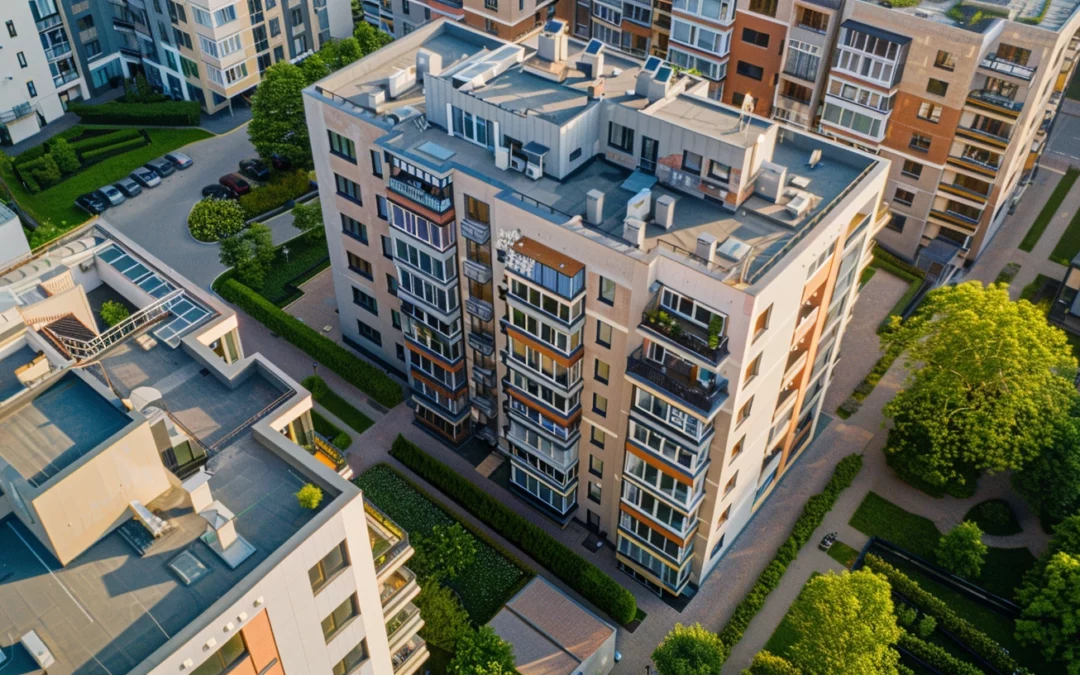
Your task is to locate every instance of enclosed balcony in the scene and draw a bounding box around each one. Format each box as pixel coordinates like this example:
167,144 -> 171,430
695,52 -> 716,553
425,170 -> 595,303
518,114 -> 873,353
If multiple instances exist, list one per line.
472,393 -> 497,418
366,502 -> 412,578
466,297 -> 494,322
627,346 -> 728,417
392,635 -> 428,675
306,432 -> 352,479
388,161 -> 452,214
979,54 -> 1035,81
463,258 -> 492,284
966,90 -> 1023,118
386,602 -> 424,649
639,293 -> 729,368
380,566 -> 419,615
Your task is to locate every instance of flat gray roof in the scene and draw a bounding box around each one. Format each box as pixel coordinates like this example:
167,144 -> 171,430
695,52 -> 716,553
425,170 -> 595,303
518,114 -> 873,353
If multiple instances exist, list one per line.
856,0 -> 1080,32
0,344 -> 38,402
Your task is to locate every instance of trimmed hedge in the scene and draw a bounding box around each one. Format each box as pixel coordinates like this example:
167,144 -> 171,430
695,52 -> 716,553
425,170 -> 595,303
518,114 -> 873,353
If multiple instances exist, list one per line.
717,454 -> 864,658
898,631 -> 982,675
238,170 -> 313,219
302,375 -> 374,434
864,555 -> 1028,675
70,128 -> 142,154
68,100 -> 201,126
216,277 -> 403,408
389,435 -> 638,625
81,137 -> 146,162
312,410 -> 352,450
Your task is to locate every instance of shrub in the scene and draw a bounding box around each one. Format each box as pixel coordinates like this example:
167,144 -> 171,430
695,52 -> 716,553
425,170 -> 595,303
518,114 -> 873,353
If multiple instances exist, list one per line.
296,483 -> 323,509
311,410 -> 351,450
935,521 -> 987,579
746,651 -> 802,675
31,155 -> 62,189
302,375 -> 374,433
70,128 -> 142,153
415,579 -> 471,652
99,301 -> 130,327
80,137 -> 147,163
216,279 -> 404,407
653,623 -> 727,675
897,631 -> 982,675
916,614 -> 937,638
448,626 -> 515,675
412,523 -> 478,582
963,499 -> 1021,536
50,138 -> 80,174
389,435 -> 638,625
717,454 -> 864,657
896,604 -> 917,627
188,198 -> 246,242
237,170 -> 312,219
68,100 -> 201,126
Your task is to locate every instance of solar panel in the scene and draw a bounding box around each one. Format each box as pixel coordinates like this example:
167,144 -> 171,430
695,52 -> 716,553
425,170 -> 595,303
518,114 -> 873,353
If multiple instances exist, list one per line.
543,18 -> 564,33
584,38 -> 604,55
656,66 -> 673,83
643,56 -> 661,72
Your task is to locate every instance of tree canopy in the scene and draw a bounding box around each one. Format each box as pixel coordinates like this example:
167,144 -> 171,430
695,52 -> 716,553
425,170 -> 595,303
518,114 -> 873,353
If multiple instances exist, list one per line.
447,627 -> 515,675
883,282 -> 1077,490
415,579 -> 470,652
1013,412 -> 1080,522
412,523 -> 477,582
219,223 -> 275,288
935,521 -> 987,579
1015,551 -> 1080,671
354,22 -> 393,55
248,62 -> 311,167
652,623 -> 727,675
291,199 -> 324,232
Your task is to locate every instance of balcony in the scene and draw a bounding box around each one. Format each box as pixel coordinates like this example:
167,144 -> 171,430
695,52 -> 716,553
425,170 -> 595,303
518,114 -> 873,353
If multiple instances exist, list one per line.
930,208 -> 981,230
113,17 -> 136,33
380,567 -> 419,615
627,347 -> 729,417
463,259 -> 493,284
392,635 -> 428,675
466,297 -> 494,322
306,433 -> 352,479
386,602 -> 424,649
783,347 -> 809,383
53,69 -> 81,87
388,177 -> 452,213
979,55 -> 1035,81
462,218 -> 491,244
472,363 -> 496,388
966,90 -> 1024,117
43,42 -> 72,61
473,394 -> 498,418
1,103 -> 34,124
79,26 -> 98,42
468,331 -> 495,356
794,304 -> 820,340
36,13 -> 64,32
367,502 -> 412,578
947,153 -> 1000,177
938,182 -> 990,203
955,125 -> 1010,148
639,296 -> 729,367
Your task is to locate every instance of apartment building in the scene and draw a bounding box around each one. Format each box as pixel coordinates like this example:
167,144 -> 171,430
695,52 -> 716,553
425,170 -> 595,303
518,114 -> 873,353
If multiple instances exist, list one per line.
0,222 -> 425,674
305,18 -> 889,598
359,0 -> 570,46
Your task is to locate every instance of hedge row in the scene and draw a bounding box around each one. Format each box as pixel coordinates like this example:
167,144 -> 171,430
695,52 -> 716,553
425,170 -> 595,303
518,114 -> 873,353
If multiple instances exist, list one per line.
238,170 -> 313,219
389,435 -> 639,625
717,454 -> 864,657
872,245 -> 926,281
897,631 -> 982,675
311,410 -> 352,450
69,100 -> 201,126
864,555 -> 1028,675
70,128 -> 142,154
216,277 -> 404,408
81,137 -> 146,162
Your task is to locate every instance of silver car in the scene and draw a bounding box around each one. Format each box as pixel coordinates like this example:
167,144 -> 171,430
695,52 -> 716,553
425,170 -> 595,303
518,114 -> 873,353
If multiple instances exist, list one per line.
130,166 -> 161,188
113,176 -> 142,198
95,184 -> 126,206
165,151 -> 193,169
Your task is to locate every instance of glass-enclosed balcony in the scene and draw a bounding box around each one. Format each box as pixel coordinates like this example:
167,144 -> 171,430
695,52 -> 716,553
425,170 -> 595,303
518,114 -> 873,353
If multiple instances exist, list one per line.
380,566 -> 418,614
386,602 -> 423,648
639,291 -> 728,367
366,502 -> 411,577
966,89 -> 1023,117
392,635 -> 428,674
627,346 -> 728,417
388,161 -> 452,214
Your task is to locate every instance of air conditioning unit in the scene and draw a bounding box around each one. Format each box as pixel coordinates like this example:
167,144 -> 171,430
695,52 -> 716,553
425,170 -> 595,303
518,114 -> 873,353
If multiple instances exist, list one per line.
510,155 -> 526,172
525,163 -> 542,180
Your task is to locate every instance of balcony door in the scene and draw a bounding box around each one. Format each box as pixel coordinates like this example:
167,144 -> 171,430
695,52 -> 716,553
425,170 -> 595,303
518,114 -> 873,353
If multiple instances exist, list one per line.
640,136 -> 658,175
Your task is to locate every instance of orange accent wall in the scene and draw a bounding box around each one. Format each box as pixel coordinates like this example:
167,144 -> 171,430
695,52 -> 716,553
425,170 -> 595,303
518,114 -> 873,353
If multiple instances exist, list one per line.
723,12 -> 786,116
881,92 -> 961,164
507,388 -> 582,424
242,611 -> 284,675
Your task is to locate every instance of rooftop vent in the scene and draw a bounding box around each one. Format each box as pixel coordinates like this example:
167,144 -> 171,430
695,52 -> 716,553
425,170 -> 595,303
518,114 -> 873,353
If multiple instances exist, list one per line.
452,45 -> 525,91
578,38 -> 605,78
655,194 -> 676,230
168,550 -> 211,586
538,19 -> 568,63
387,66 -> 417,99
696,234 -> 718,264
417,48 -> 443,80
626,188 -> 651,222
587,189 -> 605,224
718,236 -> 750,261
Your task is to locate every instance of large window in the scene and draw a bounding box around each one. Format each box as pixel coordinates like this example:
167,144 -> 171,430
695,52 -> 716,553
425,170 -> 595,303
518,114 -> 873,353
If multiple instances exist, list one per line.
822,102 -> 882,139
465,195 -> 490,223
451,106 -> 494,148
335,174 -> 361,204
741,27 -> 769,47
213,4 -> 237,25
672,0 -> 733,22
332,640 -> 369,675
329,130 -> 356,161
309,541 -> 350,592
736,61 -> 764,81
192,633 -> 246,675
671,20 -> 728,57
342,214 -> 367,243
608,121 -> 634,153
352,287 -> 378,315
748,0 -> 776,16
784,39 -> 820,82
598,276 -> 616,305
390,203 -> 456,251
322,594 -> 360,642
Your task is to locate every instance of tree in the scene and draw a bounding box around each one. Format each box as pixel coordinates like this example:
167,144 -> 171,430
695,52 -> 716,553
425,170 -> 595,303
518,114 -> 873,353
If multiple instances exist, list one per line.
1013,413 -> 1080,521
49,138 -> 80,174
296,483 -> 323,509
652,623 -> 727,675
189,198 -> 246,242
883,282 -> 1078,491
99,300 -> 130,327
412,523 -> 477,582
745,651 -> 802,675
300,52 -> 331,85
354,21 -> 393,55
291,199 -> 324,232
329,37 -> 363,68
786,570 -> 901,675
935,521 -> 988,580
249,62 -> 310,166
220,223 -> 275,288
447,627 -> 514,675
415,580 -> 470,651
1015,551 -> 1080,671
32,155 -> 62,188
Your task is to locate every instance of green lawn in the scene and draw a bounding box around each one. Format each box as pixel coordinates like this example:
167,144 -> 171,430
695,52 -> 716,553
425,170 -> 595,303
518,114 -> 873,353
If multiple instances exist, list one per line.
994,262 -> 1021,286
849,492 -> 942,560
302,375 -> 374,434
963,499 -> 1022,537
259,230 -> 329,306
826,541 -> 860,568
3,128 -> 213,247
356,465 -> 530,623
1050,198 -> 1080,264
762,572 -> 821,661
1020,167 -> 1080,252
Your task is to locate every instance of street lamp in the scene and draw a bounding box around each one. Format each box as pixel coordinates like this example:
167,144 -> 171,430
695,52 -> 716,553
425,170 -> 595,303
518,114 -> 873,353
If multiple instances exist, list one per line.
312,362 -> 318,380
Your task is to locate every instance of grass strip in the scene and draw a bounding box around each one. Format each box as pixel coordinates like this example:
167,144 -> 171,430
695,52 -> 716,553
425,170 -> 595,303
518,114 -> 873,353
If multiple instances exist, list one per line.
1020,167 -> 1079,252
311,410 -> 352,450
302,375 -> 374,434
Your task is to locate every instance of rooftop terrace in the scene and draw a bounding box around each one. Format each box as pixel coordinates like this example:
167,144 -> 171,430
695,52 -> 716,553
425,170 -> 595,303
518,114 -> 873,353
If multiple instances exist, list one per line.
857,0 -> 1080,32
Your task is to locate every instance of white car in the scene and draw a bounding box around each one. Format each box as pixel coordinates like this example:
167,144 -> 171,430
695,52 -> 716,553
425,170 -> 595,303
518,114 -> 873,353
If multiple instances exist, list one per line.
130,167 -> 161,188
95,184 -> 126,206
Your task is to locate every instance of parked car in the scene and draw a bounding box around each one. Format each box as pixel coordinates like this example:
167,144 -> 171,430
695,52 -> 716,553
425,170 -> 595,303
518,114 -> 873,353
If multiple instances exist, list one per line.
145,157 -> 176,178
130,166 -> 161,188
94,185 -> 126,207
113,177 -> 143,198
270,153 -> 291,171
164,152 -> 193,170
239,158 -> 270,182
218,173 -> 251,196
202,184 -> 236,200
75,193 -> 109,215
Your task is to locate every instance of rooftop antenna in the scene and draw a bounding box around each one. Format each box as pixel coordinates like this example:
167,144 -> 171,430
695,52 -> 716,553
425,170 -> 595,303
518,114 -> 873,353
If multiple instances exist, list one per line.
740,94 -> 755,136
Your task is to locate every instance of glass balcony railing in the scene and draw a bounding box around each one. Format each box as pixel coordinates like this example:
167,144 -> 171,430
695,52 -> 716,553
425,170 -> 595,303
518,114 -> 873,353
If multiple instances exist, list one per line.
386,602 -> 422,646
366,502 -> 411,575
380,567 -> 417,610
392,635 -> 427,673
627,347 -> 728,415
1,103 -> 34,123
43,42 -> 72,61
388,177 -> 452,213
966,90 -> 1024,114
979,55 -> 1035,81
36,13 -> 64,32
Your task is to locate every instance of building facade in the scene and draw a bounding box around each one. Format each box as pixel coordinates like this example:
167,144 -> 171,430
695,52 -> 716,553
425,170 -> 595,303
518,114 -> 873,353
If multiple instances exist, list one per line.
306,18 -> 890,598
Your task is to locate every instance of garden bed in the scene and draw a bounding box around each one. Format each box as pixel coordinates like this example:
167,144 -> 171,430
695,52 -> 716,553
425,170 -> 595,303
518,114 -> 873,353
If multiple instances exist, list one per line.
302,375 -> 373,434
262,230 -> 329,306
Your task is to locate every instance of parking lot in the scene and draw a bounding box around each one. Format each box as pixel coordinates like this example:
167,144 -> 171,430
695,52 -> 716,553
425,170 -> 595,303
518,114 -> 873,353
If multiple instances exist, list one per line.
99,125 -> 305,289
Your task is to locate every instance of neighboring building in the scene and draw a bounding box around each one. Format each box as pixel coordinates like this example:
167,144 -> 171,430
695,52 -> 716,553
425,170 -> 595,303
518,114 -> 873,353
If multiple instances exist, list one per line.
0,203 -> 32,271
306,18 -> 890,598
358,0 -> 569,44
0,222 -> 425,675
488,577 -> 617,675
1050,253 -> 1080,336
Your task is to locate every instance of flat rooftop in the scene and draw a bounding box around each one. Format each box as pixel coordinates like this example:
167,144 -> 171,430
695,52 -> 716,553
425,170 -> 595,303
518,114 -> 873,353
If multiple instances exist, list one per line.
0,431 -> 323,675
857,0 -> 1080,32
0,343 -> 38,402
0,372 -> 131,487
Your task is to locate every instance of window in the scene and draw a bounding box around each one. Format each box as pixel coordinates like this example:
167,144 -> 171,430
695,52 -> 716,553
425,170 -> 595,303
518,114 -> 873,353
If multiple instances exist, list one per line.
595,359 -> 610,384
887,214 -> 907,234
388,275 -> 399,297
742,27 -> 769,48
308,541 -> 349,591
591,425 -> 605,448
191,633 -> 246,675
909,133 -> 931,152
736,61 -> 764,80
370,150 -> 383,177
332,640 -> 369,675
780,80 -> 811,104
588,481 -> 602,503
596,320 -> 612,347
192,6 -> 212,25
730,437 -> 744,462
376,195 -> 388,220
270,17 -> 280,36
745,354 -> 761,382
26,81 -> 36,98
934,50 -> 955,71
724,472 -> 738,496
180,54 -> 198,76
589,455 -> 604,477
291,7 -> 303,24
16,52 -> 27,68
893,188 -> 914,207
396,344 -> 406,361
592,2 -> 622,24
86,40 -> 102,57
785,39 -> 821,82
608,122 -> 634,153
753,304 -> 771,340
465,195 -> 490,223
328,131 -> 356,161
341,215 -> 367,243
352,287 -> 377,315
917,101 -> 942,123
796,6 -> 828,32
598,276 -> 615,305
484,18 -> 496,33
322,595 -> 359,641
682,150 -> 703,173
381,235 -> 393,259
274,45 -> 284,61
391,308 -> 401,328
403,0 -> 410,12
223,62 -> 248,84
5,20 -> 15,37
593,393 -> 608,416
822,102 -> 882,139
707,160 -> 730,182
926,78 -> 949,96
748,0 -> 776,16
737,396 -> 753,425
901,160 -> 923,179
357,322 -> 382,346
335,173 -> 361,204
710,534 -> 726,558
347,253 -> 373,279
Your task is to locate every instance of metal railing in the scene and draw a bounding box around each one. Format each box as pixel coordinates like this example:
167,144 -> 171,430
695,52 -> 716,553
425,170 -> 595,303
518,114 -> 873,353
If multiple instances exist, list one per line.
380,567 -> 417,608
392,636 -> 426,672
466,297 -> 494,322
388,177 -> 453,213
50,291 -> 180,361
366,502 -> 411,574
966,89 -> 1024,113
36,13 -> 64,32
311,432 -> 348,471
639,293 -> 729,365
44,41 -> 72,61
979,55 -> 1035,80
626,347 -> 727,413
948,153 -> 1000,173
1,103 -> 34,123
956,125 -> 1010,145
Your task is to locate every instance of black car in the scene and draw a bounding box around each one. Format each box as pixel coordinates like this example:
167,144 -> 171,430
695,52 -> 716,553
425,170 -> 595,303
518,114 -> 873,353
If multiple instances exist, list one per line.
145,157 -> 176,178
75,192 -> 109,215
270,153 -> 291,171
202,184 -> 237,200
239,158 -> 270,182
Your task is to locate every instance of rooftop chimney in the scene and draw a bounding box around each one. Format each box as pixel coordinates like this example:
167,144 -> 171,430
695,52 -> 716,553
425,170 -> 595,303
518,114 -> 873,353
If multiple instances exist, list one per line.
655,194 -> 676,230
587,189 -> 605,225
201,501 -> 238,550
623,218 -> 647,248
538,21 -> 568,62
696,233 -> 718,264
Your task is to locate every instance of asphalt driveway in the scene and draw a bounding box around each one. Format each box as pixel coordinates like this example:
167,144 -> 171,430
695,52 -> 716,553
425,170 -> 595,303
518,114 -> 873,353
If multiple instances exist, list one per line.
100,124 -> 305,290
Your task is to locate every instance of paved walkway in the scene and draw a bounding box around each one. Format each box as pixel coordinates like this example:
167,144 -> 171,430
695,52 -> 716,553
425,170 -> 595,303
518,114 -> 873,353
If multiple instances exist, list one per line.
284,268 -> 342,344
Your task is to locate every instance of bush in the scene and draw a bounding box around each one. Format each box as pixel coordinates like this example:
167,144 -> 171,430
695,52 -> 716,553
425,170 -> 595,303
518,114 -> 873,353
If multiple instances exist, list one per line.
68,100 -> 201,126
897,631 -> 982,675
80,137 -> 147,163
302,375 -> 374,433
915,614 -> 937,638
389,435 -> 638,625
963,500 -> 1021,536
311,410 -> 351,450
653,623 -> 727,675
237,170 -> 312,219
415,579 -> 471,652
296,483 -> 323,509
188,198 -> 246,242
99,301 -> 130,327
896,604 -> 917,627
936,521 -> 988,580
69,128 -> 142,153
717,455 -> 864,657
216,278 -> 404,407
864,555 -> 1027,675
50,138 -> 80,174
746,651 -> 802,675
30,155 -> 62,189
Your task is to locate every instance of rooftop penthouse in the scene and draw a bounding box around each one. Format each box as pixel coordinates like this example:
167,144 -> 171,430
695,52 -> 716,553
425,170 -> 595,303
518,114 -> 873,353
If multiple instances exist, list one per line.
308,19 -> 885,288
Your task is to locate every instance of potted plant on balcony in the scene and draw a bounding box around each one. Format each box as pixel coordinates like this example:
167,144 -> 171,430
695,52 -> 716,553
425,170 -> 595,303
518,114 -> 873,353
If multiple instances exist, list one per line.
708,316 -> 724,351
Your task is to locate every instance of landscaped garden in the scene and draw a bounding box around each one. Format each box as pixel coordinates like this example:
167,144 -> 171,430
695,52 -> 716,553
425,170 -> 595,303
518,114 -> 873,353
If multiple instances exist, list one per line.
1020,166 -> 1079,252
302,375 -> 373,435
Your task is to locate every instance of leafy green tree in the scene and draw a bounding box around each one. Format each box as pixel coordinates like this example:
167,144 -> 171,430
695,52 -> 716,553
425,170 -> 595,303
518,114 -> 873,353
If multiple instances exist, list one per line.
786,570 -> 901,675
1015,551 -> 1080,671
219,223 -> 275,288
300,52 -> 331,84
189,198 -> 246,242
883,282 -> 1078,490
935,521 -> 987,580
448,627 -> 515,675
652,623 -> 727,675
916,615 -> 937,639
249,62 -> 310,166
412,523 -> 477,582
291,199 -> 324,232
354,21 -> 393,55
49,138 -> 80,174
415,579 -> 470,651
99,300 -> 130,327
1013,413 -> 1080,521
296,483 -> 323,509
330,37 -> 363,68
744,651 -> 802,674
